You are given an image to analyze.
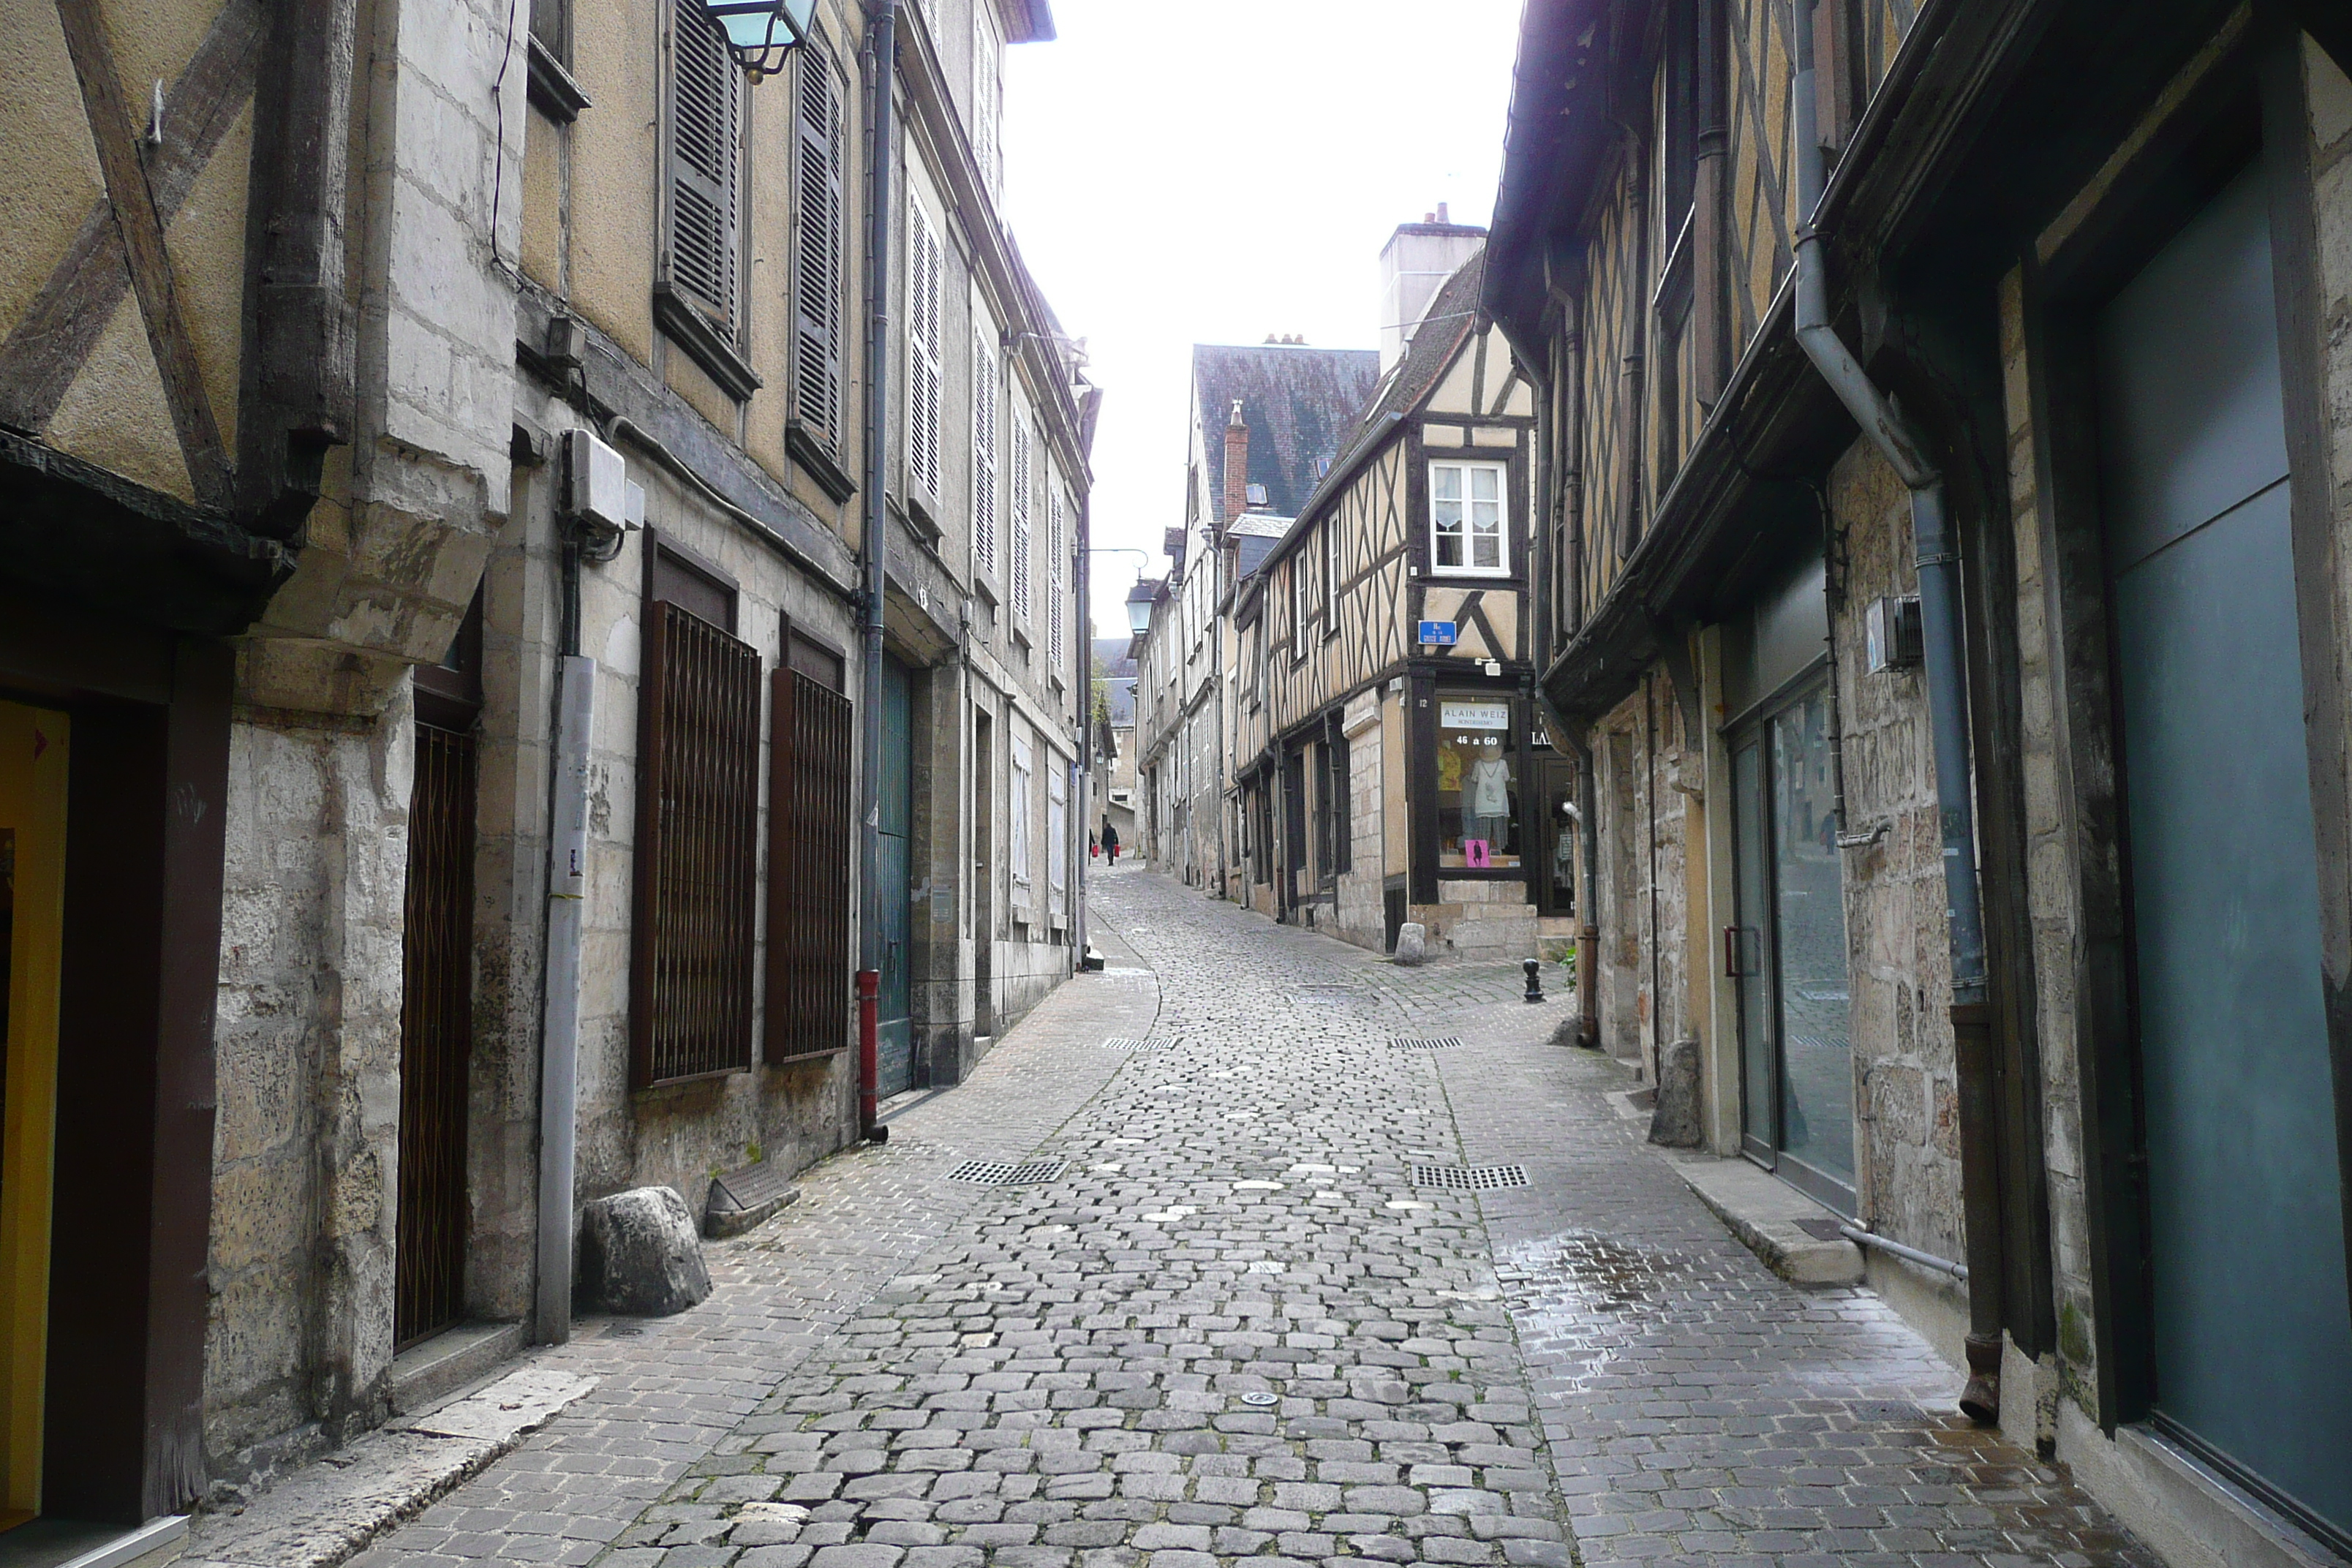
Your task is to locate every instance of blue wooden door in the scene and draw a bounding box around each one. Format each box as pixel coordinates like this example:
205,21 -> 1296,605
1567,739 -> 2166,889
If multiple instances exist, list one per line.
876,656 -> 915,1096
2097,164 -> 2352,1536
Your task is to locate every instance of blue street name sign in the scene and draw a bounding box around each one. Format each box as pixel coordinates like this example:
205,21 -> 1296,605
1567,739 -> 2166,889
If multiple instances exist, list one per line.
1418,620 -> 1458,647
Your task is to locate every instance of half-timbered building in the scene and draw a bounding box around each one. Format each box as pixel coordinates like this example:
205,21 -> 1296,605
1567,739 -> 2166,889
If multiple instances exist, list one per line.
1136,339 -> 1379,891
1234,246 -> 1567,957
1489,0 -> 2352,1553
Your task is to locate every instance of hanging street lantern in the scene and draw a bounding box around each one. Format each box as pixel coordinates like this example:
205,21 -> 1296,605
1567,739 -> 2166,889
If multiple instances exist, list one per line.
701,0 -> 818,78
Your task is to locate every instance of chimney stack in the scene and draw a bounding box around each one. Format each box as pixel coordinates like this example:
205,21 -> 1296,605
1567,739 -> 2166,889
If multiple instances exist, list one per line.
1379,207 -> 1490,371
1222,400 -> 1251,524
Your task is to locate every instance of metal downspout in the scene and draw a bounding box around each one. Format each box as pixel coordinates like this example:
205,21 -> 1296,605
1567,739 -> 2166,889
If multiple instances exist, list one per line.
855,0 -> 897,1138
1791,0 -> 2002,1422
535,535 -> 593,1343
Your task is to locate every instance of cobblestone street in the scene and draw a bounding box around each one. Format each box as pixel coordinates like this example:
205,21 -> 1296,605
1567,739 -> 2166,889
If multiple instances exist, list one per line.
301,870 -> 2149,1568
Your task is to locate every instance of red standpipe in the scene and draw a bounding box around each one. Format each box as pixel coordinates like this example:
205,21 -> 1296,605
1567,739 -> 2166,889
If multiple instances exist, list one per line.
856,968 -> 880,1135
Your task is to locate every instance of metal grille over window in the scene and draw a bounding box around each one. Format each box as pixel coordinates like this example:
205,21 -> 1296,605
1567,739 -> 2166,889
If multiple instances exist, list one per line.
791,50 -> 845,451
668,0 -> 742,332
632,601 -> 761,1086
908,203 -> 945,499
766,668 -> 853,1062
396,722 -> 476,1346
1010,415 -> 1032,621
973,327 -> 998,572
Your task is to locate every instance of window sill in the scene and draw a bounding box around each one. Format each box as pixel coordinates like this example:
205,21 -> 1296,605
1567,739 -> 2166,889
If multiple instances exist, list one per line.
1426,568 -> 1514,582
653,284 -> 761,403
905,486 -> 943,541
785,421 -> 857,503
527,37 -> 591,122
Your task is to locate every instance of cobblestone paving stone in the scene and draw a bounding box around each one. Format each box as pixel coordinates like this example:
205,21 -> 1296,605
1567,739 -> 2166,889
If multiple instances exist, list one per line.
339,867 -> 2151,1568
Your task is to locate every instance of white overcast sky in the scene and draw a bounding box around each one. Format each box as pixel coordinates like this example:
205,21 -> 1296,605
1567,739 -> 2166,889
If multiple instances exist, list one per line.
999,0 -> 1526,639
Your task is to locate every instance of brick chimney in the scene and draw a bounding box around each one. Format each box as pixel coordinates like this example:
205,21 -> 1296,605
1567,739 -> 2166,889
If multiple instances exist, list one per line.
1221,399 -> 1250,524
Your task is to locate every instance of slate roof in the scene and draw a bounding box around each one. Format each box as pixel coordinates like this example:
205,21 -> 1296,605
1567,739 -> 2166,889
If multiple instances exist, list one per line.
1194,345 -> 1382,527
1092,636 -> 1136,679
1259,249 -> 1487,577
1227,514 -> 1296,583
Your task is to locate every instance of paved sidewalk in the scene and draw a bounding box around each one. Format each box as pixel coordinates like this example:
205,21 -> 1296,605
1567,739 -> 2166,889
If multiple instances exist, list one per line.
195,867 -> 2151,1568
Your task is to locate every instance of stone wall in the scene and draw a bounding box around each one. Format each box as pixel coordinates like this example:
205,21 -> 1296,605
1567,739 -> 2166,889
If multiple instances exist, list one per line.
1826,441 -> 1967,1267
1589,676 -> 1689,1082
208,687 -> 413,1474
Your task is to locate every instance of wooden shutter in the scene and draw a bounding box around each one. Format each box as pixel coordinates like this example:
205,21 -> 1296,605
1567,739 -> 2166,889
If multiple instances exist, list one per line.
765,667 -> 853,1062
971,10 -> 999,198
668,0 -> 742,332
631,600 -> 761,1086
908,201 -> 945,498
1048,486 -> 1066,670
1009,413 -> 1032,621
792,50 -> 845,451
973,327 -> 998,571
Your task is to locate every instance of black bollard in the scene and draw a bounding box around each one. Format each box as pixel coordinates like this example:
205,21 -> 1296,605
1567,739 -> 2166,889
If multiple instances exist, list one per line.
1523,957 -> 1544,1003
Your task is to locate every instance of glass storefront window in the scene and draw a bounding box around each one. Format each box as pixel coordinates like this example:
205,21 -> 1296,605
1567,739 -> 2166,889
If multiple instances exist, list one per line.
1437,699 -> 1520,868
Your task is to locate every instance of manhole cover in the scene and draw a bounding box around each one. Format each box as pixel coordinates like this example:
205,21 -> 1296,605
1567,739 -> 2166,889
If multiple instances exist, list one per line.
1850,1400 -> 1924,1422
948,1159 -> 1068,1186
1238,1391 -> 1278,1406
1393,1037 -> 1463,1049
1411,1164 -> 1529,1191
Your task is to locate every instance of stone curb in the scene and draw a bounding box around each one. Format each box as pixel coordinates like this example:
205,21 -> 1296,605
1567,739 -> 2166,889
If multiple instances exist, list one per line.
174,1367 -> 596,1568
1602,1087 -> 1866,1286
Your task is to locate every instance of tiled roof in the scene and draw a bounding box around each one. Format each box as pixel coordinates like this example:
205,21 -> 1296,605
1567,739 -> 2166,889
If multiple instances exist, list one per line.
1194,345 -> 1382,527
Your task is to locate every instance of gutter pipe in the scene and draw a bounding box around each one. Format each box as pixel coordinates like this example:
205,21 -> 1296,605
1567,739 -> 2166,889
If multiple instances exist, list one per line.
535,496 -> 594,1342
1792,0 -> 2002,1423
855,0 -> 898,1139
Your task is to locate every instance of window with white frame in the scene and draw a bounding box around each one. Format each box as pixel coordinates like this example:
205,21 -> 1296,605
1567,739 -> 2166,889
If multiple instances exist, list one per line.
906,194 -> 945,501
1322,517 -> 1339,626
973,322 -> 999,573
971,7 -> 1002,200
1289,557 -> 1306,660
1009,409 -> 1033,622
1048,760 -> 1067,911
1429,460 -> 1508,575
1010,728 -> 1033,894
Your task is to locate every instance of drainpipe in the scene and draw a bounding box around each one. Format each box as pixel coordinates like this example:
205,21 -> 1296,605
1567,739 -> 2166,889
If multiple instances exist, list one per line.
1792,0 -> 2002,1422
854,0 -> 898,1139
535,523 -> 593,1343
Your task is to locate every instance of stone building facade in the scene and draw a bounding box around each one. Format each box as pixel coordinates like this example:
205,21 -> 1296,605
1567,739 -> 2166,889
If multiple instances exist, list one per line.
0,0 -> 1089,1534
1489,0 -> 2352,1558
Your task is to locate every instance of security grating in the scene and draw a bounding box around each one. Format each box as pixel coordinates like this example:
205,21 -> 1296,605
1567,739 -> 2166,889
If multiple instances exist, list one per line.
1393,1037 -> 1463,1050
1411,1164 -> 1529,1191
947,1159 -> 1068,1186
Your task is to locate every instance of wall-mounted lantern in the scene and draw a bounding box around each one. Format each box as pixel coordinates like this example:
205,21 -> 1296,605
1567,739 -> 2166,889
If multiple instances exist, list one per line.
701,0 -> 817,77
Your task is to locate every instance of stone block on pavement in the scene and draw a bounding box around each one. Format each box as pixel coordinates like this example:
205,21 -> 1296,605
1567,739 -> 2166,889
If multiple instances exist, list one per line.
582,1185 -> 713,1315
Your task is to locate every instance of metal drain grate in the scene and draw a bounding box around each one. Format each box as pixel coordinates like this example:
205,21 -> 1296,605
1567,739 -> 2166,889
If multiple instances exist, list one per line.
1411,1164 -> 1529,1191
1098,1037 -> 1157,1051
948,1159 -> 1068,1186
1393,1037 -> 1463,1050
